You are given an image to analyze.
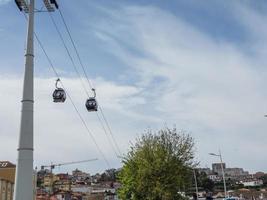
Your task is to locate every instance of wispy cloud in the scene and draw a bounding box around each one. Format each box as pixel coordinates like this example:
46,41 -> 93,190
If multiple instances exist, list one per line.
1,1 -> 267,173
88,3 -> 267,171
0,0 -> 11,5
0,75 -> 157,172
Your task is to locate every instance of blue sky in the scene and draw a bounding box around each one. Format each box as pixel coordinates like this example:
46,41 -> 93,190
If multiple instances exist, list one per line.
1,0 -> 267,174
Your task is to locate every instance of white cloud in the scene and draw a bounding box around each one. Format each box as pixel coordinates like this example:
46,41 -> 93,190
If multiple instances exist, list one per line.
2,2 -> 267,173
89,4 -> 267,172
0,0 -> 10,5
0,76 -> 156,173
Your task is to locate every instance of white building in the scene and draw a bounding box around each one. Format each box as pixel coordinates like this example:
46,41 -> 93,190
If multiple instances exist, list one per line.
242,179 -> 263,187
208,174 -> 221,182
71,185 -> 92,193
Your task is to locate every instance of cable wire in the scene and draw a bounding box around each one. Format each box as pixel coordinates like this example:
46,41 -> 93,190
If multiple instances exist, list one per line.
99,105 -> 122,155
48,11 -> 121,158
58,8 -> 123,156
48,12 -> 90,97
58,8 -> 93,90
96,112 -> 120,157
35,33 -> 111,168
23,13 -> 111,168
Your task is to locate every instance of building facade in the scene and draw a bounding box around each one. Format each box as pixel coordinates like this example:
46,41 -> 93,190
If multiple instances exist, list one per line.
0,161 -> 15,183
242,179 -> 263,187
0,161 -> 16,200
225,168 -> 249,177
212,163 -> 226,176
0,179 -> 14,200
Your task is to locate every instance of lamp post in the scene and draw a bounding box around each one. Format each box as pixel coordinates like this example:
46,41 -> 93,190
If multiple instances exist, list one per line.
209,151 -> 227,198
193,169 -> 199,200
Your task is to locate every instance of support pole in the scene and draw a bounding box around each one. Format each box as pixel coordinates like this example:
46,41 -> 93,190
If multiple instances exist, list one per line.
13,0 -> 35,199
193,169 -> 199,200
219,151 -> 227,198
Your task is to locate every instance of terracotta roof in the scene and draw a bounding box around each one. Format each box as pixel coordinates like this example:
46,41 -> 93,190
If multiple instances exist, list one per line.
0,161 -> 16,168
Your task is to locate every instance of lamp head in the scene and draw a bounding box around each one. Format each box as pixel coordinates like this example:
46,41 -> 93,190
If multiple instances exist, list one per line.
209,153 -> 219,156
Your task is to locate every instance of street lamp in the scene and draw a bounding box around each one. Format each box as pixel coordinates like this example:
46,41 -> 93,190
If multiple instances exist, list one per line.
193,169 -> 199,200
209,151 -> 228,198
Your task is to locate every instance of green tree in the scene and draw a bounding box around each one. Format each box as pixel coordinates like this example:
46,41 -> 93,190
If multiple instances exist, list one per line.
118,128 -> 195,200
196,170 -> 215,192
99,168 -> 117,182
201,177 -> 215,192
259,175 -> 267,186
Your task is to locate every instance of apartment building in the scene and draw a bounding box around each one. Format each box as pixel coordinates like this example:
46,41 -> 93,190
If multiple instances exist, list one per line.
0,179 -> 14,200
0,161 -> 15,200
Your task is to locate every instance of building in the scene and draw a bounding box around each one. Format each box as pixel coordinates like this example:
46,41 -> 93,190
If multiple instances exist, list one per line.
71,185 -> 92,193
208,174 -> 221,182
72,169 -> 90,182
241,179 -> 263,187
254,172 -> 265,179
0,179 -> 14,200
225,168 -> 249,177
91,173 -> 101,183
0,161 -> 16,200
0,161 -> 16,183
43,174 -> 59,193
212,163 -> 226,176
56,173 -> 70,181
53,180 -> 71,192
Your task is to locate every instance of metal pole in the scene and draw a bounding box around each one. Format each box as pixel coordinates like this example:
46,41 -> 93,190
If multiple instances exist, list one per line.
33,167 -> 37,200
193,169 -> 199,200
219,150 -> 227,198
13,0 -> 35,199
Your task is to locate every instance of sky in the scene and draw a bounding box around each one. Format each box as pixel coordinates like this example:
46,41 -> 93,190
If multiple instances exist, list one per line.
0,0 -> 267,174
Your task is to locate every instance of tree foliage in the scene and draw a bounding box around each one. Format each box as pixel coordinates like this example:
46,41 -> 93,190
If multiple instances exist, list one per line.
194,171 -> 215,192
118,128 -> 195,200
259,175 -> 267,187
99,168 -> 117,182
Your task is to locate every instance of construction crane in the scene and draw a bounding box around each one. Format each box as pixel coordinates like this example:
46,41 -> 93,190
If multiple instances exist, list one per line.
40,158 -> 98,172
39,158 -> 98,196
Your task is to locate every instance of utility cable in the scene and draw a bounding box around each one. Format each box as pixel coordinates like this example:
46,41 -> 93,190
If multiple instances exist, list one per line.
35,33 -> 111,168
48,11 -> 121,158
58,8 -> 93,90
48,12 -> 90,97
96,112 -> 120,157
24,12 -> 111,167
58,8 -> 123,156
99,106 -> 122,155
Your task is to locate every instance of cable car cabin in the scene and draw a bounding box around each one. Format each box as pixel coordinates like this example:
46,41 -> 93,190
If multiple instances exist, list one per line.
53,88 -> 66,103
85,98 -> 98,112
